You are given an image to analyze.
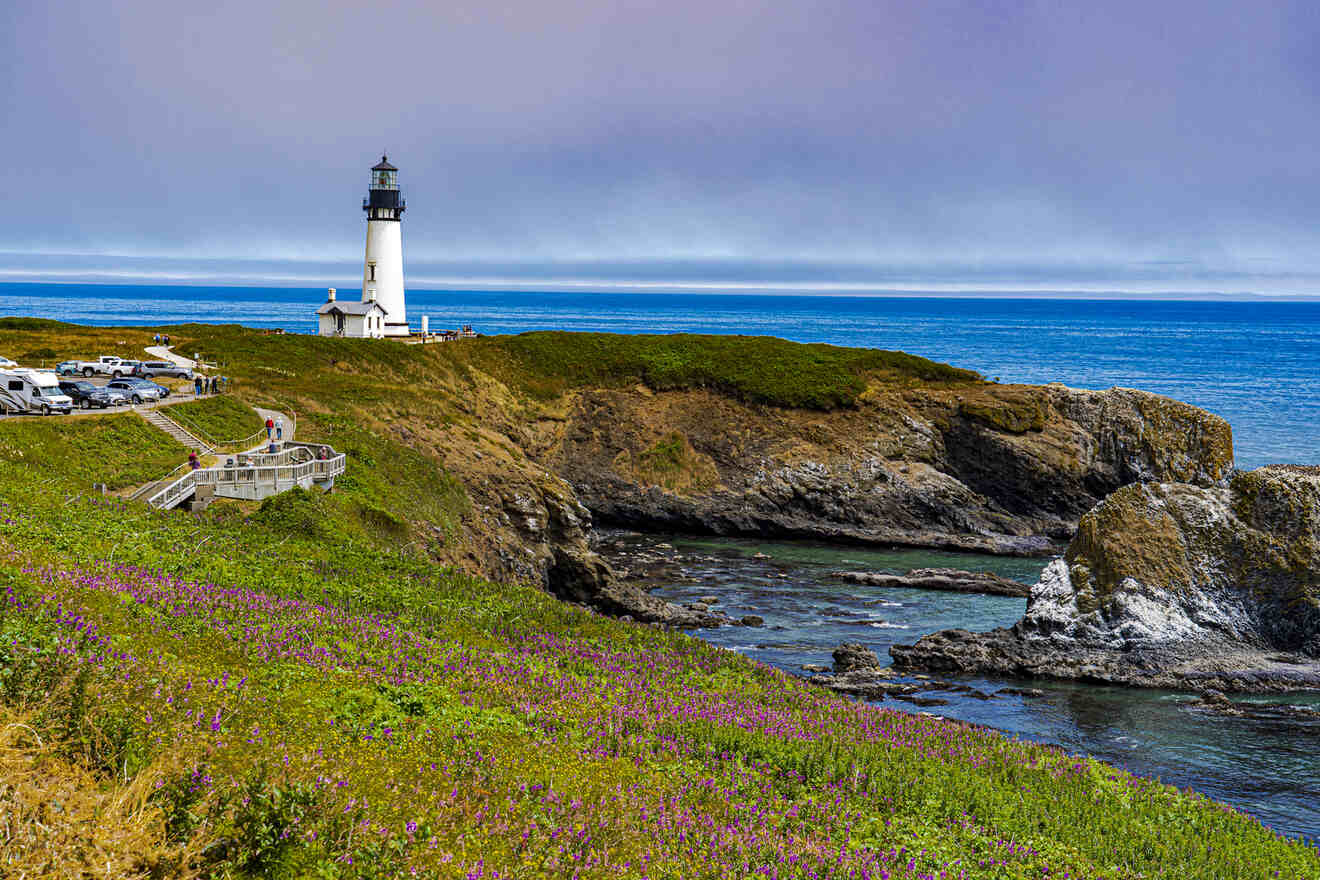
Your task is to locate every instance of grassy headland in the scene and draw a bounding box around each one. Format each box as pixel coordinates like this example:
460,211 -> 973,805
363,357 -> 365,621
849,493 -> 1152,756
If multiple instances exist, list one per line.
0,320 -> 1313,878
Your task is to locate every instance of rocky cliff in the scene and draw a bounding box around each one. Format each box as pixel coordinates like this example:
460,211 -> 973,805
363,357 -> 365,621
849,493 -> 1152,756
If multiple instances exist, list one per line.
891,467 -> 1320,691
543,382 -> 1233,555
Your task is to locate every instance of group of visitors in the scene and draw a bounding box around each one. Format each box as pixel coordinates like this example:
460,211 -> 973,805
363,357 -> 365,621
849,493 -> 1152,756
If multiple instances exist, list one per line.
264,416 -> 284,440
193,375 -> 227,396
152,333 -> 172,346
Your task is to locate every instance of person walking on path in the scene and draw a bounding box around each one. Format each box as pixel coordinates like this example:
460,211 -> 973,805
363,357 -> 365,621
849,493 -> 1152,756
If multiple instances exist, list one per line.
265,417 -> 274,439
275,417 -> 284,440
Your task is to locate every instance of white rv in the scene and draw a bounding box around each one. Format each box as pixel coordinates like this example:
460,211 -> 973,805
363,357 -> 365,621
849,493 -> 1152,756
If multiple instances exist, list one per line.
0,369 -> 74,415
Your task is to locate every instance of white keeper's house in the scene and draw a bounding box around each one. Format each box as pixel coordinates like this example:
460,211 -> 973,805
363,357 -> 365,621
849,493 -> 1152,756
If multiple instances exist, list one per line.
317,155 -> 410,338
316,288 -> 388,338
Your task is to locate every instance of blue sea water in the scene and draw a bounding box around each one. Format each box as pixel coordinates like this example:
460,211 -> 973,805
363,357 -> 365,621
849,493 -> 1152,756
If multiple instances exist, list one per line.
2,282 -> 1315,469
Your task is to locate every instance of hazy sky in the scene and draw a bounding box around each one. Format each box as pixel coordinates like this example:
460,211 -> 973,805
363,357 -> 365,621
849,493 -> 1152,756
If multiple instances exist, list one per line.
5,1 -> 1320,291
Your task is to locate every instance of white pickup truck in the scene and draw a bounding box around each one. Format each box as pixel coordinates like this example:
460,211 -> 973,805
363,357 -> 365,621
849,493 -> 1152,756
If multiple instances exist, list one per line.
62,356 -> 141,379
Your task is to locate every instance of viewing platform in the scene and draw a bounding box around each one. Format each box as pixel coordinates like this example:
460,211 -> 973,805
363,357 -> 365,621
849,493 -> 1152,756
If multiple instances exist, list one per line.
145,441 -> 346,510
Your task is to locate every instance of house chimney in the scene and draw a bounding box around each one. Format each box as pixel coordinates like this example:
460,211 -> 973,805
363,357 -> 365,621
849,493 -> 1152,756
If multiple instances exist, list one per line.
327,287 -> 336,302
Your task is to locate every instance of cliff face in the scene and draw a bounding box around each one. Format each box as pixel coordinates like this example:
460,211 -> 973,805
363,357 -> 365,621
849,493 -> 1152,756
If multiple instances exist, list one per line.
891,467 -> 1320,691
542,382 -> 1233,555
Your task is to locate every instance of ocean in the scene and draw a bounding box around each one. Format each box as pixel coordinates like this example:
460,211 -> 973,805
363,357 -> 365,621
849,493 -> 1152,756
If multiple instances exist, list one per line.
2,282 -> 1315,470
5,280 -> 1320,837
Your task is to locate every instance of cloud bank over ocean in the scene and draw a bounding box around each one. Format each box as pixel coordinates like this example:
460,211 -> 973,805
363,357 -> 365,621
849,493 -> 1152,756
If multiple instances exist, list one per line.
5,0 -> 1320,291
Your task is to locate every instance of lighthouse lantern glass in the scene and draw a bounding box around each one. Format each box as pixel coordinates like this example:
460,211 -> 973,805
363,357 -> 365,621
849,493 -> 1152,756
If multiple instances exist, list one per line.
372,169 -> 397,190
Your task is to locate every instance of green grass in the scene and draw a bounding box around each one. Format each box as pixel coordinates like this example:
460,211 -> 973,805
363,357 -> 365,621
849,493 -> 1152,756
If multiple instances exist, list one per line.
0,461 -> 1315,878
0,412 -> 184,488
460,331 -> 980,409
167,395 -> 266,446
161,325 -> 979,412
0,322 -> 1313,878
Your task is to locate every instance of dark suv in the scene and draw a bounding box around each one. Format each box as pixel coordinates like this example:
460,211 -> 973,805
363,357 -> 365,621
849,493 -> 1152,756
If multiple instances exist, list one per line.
139,360 -> 193,379
58,380 -> 124,409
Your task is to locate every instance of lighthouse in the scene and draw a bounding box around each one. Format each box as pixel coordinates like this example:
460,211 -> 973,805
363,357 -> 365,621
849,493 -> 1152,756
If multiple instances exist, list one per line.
361,155 -> 409,336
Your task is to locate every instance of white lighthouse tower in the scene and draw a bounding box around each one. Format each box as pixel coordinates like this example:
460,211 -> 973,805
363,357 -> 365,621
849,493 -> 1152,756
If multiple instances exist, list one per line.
361,155 -> 409,336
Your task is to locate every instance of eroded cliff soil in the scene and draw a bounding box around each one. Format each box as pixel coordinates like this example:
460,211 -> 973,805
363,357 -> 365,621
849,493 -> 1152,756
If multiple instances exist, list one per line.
536,381 -> 1232,555
891,466 -> 1320,691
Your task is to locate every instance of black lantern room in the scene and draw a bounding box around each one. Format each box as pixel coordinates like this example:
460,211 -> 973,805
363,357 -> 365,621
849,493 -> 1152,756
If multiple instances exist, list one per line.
363,155 -> 405,221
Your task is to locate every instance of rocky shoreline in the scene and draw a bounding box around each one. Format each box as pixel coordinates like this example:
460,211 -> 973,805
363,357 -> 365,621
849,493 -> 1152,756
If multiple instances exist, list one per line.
550,384 -> 1232,558
891,468 -> 1320,693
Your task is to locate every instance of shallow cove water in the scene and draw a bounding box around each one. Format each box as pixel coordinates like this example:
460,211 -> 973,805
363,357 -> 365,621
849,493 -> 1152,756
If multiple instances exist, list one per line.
597,531 -> 1320,840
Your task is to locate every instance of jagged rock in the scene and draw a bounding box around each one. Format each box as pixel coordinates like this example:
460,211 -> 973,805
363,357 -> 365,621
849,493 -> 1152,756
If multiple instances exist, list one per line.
699,595 -> 720,604
740,615 -> 765,627
801,663 -> 831,673
892,467 -> 1320,692
996,687 -> 1045,698
550,384 -> 1232,556
832,642 -> 882,672
831,568 -> 1030,597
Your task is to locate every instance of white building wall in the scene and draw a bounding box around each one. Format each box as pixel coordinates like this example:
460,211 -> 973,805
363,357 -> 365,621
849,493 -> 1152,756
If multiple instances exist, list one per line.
362,220 -> 406,334
318,310 -> 385,338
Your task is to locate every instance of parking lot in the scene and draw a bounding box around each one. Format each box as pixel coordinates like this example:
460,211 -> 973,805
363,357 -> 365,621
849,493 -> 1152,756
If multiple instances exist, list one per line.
0,373 -> 202,419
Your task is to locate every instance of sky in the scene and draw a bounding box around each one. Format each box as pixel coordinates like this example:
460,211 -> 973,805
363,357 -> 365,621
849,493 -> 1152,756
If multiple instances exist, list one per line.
4,0 -> 1320,294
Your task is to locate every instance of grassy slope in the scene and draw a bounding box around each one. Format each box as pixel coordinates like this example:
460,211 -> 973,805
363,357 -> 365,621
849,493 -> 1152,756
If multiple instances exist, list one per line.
0,411 -> 185,488
0,321 -> 1314,878
163,324 -> 979,413
166,396 -> 267,447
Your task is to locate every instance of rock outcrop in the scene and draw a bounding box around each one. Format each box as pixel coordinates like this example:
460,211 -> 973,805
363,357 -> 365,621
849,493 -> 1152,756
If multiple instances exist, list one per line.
548,383 -> 1232,555
891,467 -> 1320,691
831,568 -> 1031,597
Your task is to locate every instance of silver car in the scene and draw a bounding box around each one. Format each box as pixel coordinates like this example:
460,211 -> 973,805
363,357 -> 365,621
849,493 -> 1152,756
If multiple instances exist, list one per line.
106,378 -> 162,404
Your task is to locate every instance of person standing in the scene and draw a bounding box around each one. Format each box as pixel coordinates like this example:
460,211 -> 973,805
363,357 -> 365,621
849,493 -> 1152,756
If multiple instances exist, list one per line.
275,417 -> 284,440
194,375 -> 203,396
265,417 -> 274,439
188,451 -> 200,470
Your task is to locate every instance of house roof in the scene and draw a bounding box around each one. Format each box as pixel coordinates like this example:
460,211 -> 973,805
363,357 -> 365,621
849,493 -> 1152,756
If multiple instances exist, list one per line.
371,155 -> 397,172
317,300 -> 388,316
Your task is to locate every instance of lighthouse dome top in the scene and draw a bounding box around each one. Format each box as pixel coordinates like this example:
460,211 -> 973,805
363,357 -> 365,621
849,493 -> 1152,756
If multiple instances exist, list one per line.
371,155 -> 397,172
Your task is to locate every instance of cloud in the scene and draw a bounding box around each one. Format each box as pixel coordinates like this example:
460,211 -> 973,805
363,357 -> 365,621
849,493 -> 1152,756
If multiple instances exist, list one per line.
4,0 -> 1320,283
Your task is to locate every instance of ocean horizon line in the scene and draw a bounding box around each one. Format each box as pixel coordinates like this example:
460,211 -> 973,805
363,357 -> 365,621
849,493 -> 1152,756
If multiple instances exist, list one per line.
3,277 -> 1320,302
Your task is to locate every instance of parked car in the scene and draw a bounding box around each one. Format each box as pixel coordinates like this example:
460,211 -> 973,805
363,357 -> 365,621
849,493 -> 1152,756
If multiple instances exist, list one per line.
0,356 -> 17,369
106,378 -> 163,404
58,380 -> 125,410
56,360 -> 81,376
138,360 -> 192,380
145,379 -> 171,398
